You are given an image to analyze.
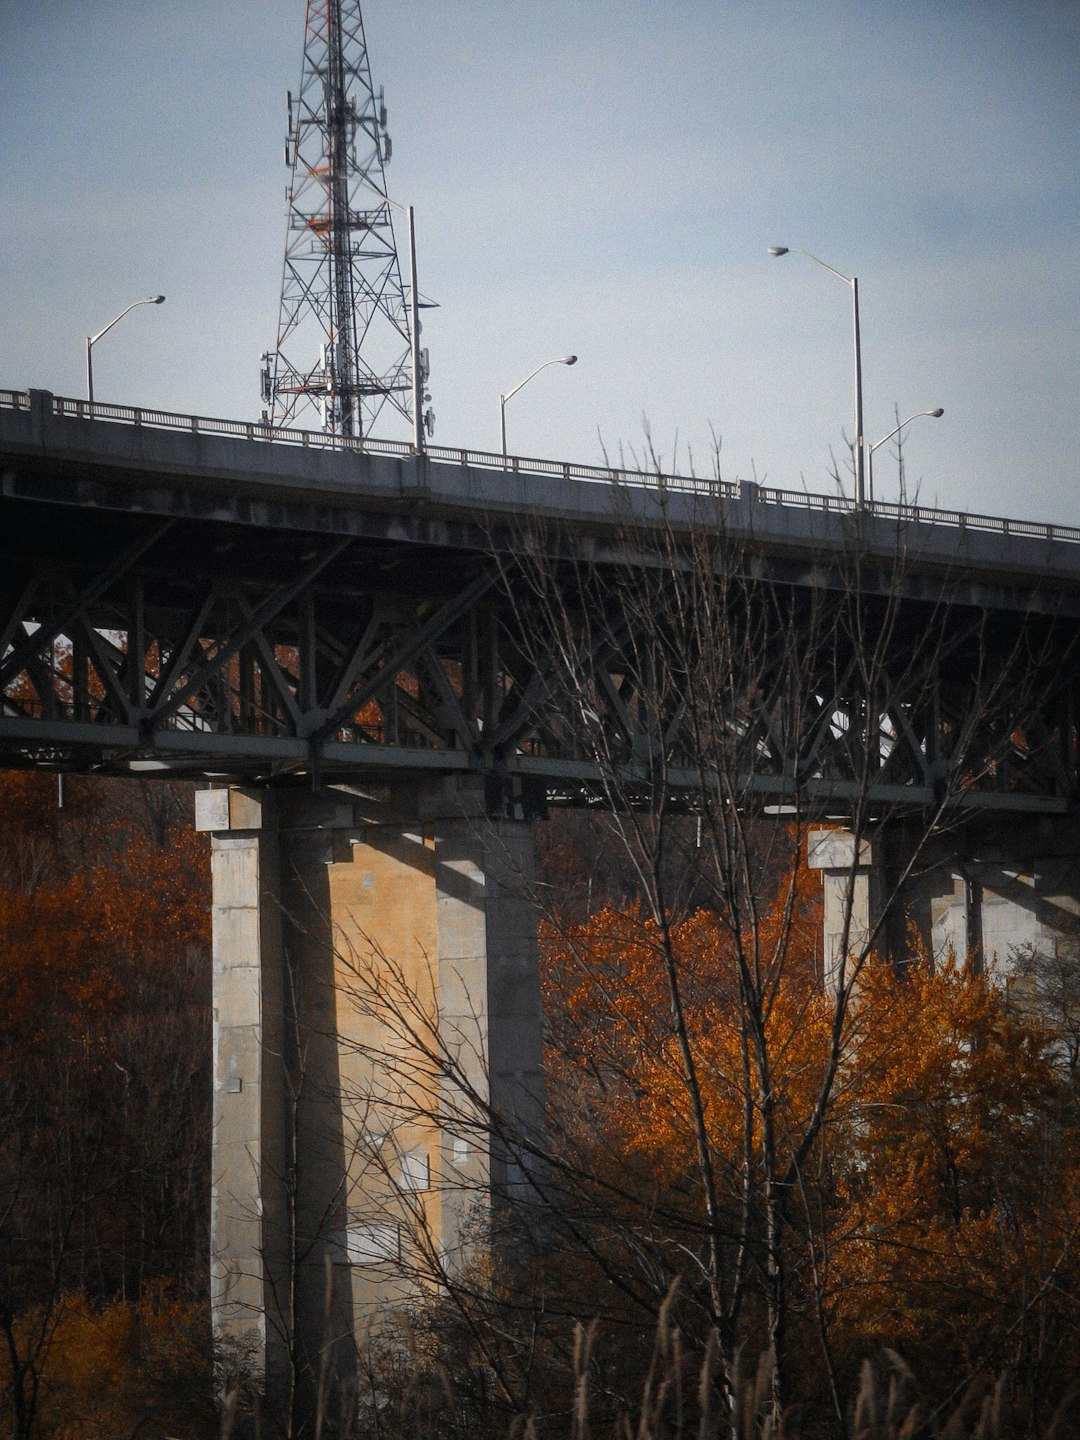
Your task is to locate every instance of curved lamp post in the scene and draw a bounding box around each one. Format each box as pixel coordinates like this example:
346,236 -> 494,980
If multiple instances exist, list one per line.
768,246 -> 865,505
868,408 -> 944,504
86,295 -> 165,405
500,355 -> 577,460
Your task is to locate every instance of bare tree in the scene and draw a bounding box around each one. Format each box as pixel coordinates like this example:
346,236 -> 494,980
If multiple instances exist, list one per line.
472,456 -> 1076,1424
223,461 -> 1080,1435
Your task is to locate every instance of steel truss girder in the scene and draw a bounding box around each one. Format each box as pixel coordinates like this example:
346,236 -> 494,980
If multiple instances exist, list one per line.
2,510 -> 1078,818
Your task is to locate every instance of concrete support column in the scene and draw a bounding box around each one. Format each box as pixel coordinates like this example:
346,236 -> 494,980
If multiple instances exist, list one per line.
885,817 -> 1080,979
807,828 -> 877,992
433,810 -> 544,1251
195,786 -> 289,1401
926,867 -> 981,967
807,818 -> 1080,988
328,779 -> 543,1318
197,777 -> 544,1404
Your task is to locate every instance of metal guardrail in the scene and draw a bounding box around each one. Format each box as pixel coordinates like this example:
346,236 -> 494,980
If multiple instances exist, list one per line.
3,386 -> 1078,545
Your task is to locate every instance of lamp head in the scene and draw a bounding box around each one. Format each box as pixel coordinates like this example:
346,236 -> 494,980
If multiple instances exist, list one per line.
929,407 -> 944,418
149,295 -> 166,304
563,355 -> 578,366
767,247 -> 789,257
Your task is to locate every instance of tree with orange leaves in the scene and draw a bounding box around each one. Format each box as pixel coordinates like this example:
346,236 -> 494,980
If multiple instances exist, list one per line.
817,953 -> 1080,1423
536,852 -> 836,1407
537,882 -> 1080,1433
0,771 -> 211,1440
490,486 -> 1075,1429
0,1287 -> 214,1440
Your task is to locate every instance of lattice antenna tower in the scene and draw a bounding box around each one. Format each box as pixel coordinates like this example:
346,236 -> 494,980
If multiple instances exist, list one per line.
261,0 -> 424,438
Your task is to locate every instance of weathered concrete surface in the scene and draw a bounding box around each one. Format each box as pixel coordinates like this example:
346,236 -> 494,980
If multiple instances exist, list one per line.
808,829 -> 878,991
808,819 -> 1080,984
197,779 -> 543,1406
196,786 -> 289,1399
889,819 -> 1080,978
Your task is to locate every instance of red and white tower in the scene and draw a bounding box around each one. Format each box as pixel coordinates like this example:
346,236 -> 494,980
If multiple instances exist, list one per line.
261,1 -> 429,440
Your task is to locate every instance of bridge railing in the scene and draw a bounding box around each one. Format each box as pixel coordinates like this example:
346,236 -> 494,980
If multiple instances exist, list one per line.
3,387 -> 1078,545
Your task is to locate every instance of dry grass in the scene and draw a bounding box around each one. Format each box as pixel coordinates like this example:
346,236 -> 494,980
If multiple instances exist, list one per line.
213,1321 -> 1078,1440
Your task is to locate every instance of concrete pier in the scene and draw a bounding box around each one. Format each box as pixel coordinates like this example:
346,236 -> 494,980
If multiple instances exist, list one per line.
807,829 -> 878,992
808,819 -> 1080,985
196,779 -> 543,1413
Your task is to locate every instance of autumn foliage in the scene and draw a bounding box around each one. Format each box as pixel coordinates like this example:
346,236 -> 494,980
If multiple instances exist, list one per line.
0,772 -> 212,1439
1,1288 -> 213,1440
2,765 -> 1079,1435
537,861 -> 1080,1430
825,955 -> 1080,1404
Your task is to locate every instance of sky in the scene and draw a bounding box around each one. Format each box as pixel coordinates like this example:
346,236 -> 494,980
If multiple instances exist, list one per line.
1,0 -> 1078,524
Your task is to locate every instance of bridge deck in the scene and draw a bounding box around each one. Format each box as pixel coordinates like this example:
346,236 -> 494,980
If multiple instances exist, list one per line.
2,388 -> 1078,813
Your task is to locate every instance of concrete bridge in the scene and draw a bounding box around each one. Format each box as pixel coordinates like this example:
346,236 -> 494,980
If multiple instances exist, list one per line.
3,387 -> 1079,797
4,386 -> 1080,1408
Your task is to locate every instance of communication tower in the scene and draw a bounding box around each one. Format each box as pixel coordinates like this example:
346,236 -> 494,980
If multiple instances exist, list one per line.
261,1 -> 430,440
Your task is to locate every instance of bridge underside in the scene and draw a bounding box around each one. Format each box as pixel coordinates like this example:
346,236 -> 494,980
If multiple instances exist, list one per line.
3,405 -> 1079,819
7,399 -> 1080,1420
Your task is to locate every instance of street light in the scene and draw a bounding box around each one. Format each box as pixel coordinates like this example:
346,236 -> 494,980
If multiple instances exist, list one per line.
500,355 -> 578,460
85,295 -> 165,405
768,246 -> 865,506
868,408 -> 944,504
383,200 -> 427,453
309,176 -> 435,451
362,190 -> 433,452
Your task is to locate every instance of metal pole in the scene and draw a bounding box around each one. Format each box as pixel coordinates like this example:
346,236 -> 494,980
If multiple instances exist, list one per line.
85,296 -> 165,406
852,275 -> 865,506
868,408 -> 944,505
499,355 -> 577,463
408,205 -> 423,454
769,249 -> 868,502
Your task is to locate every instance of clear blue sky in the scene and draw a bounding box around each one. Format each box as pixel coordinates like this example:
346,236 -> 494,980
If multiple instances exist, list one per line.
1,1 -> 1077,522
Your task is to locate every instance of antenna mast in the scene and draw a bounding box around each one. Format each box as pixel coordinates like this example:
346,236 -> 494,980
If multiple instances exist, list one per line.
261,0 -> 423,439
